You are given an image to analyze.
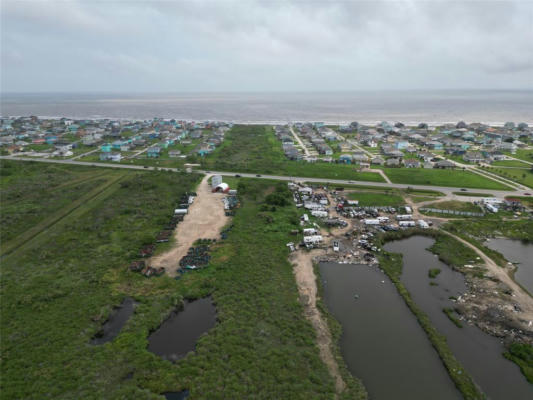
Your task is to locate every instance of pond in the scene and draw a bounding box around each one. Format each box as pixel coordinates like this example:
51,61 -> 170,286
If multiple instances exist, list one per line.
319,262 -> 461,400
91,297 -> 136,345
484,238 -> 533,296
385,236 -> 533,400
148,297 -> 216,362
162,390 -> 189,400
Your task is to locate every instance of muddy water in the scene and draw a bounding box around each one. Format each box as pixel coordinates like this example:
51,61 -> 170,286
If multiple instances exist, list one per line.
385,236 -> 533,400
163,390 -> 189,399
319,262 -> 461,400
91,297 -> 136,344
484,238 -> 533,296
148,298 -> 216,362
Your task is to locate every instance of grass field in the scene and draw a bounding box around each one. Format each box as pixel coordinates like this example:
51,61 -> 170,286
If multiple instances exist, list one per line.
453,192 -> 493,197
423,200 -> 483,213
506,149 -> 533,163
0,160 -> 113,245
491,159 -> 530,167
202,125 -> 385,182
483,166 -> 533,189
1,165 -> 363,399
347,191 -> 405,207
380,167 -> 511,190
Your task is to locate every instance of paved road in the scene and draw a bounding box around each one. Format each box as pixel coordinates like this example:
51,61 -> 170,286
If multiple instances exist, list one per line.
3,155 -> 530,198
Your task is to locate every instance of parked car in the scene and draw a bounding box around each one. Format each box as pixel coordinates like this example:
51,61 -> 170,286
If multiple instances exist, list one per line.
235,174 -> 241,178
460,188 -> 467,191
256,174 -> 261,177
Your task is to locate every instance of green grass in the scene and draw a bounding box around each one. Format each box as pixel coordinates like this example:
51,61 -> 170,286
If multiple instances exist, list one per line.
428,268 -> 441,278
411,196 -> 439,203
482,166 -> 533,189
443,308 -> 463,328
202,125 -> 384,182
1,166 -> 363,399
347,191 -> 405,207
453,192 -> 493,197
506,149 -> 533,163
504,342 -> 533,383
423,200 -> 483,213
380,167 -> 511,190
491,159 -> 530,167
0,160 -> 112,244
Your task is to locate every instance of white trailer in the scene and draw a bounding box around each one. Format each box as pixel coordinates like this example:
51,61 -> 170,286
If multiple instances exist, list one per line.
377,216 -> 389,223
302,213 -> 309,222
311,210 -> 328,218
482,198 -> 503,205
364,219 -> 381,226
396,214 -> 413,221
399,220 -> 416,227
404,206 -> 413,214
303,228 -> 319,236
303,235 -> 323,245
486,204 -> 499,213
174,208 -> 188,215
417,220 -> 429,229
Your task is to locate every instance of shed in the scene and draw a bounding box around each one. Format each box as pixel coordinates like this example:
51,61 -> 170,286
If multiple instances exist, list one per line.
213,183 -> 230,193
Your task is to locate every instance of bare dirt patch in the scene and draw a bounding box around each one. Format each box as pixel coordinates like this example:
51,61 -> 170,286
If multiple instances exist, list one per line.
150,175 -> 229,277
290,249 -> 346,394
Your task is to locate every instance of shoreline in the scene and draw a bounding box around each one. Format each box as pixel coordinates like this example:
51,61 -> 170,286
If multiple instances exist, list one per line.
2,114 -> 532,127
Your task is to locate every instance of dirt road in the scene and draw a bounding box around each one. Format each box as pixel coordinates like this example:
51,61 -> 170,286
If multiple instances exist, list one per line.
443,231 -> 533,325
150,175 -> 229,277
290,249 -> 346,395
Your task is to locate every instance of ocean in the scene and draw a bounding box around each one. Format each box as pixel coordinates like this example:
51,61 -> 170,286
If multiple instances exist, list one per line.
1,90 -> 532,125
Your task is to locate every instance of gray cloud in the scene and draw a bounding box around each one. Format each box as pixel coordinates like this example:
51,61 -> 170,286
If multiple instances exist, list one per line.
1,0 -> 532,92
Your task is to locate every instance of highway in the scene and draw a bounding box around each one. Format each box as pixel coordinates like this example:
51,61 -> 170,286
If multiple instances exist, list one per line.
2,155 -> 530,199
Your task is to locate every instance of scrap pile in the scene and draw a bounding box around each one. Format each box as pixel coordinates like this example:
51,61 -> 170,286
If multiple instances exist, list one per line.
220,224 -> 234,239
156,230 -> 173,243
223,195 -> 239,216
139,244 -> 155,257
179,192 -> 196,209
179,241 -> 211,271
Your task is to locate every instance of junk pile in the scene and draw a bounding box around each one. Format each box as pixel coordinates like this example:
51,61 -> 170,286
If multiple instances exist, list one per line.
220,224 -> 234,240
223,195 -> 239,216
129,259 -> 165,277
179,242 -> 211,271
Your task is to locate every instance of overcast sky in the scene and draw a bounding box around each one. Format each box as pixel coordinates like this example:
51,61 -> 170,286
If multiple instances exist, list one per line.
1,0 -> 532,93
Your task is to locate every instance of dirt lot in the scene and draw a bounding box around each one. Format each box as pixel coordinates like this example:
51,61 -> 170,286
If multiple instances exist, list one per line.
150,175 -> 229,276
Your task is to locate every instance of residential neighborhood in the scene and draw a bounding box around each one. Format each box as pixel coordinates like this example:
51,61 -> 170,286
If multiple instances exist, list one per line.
0,116 -> 231,163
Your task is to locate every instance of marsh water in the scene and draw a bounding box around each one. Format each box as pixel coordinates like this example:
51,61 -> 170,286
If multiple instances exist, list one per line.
163,390 -> 189,400
484,238 -> 533,296
384,236 -> 533,399
319,262 -> 461,400
148,298 -> 216,362
91,297 -> 136,345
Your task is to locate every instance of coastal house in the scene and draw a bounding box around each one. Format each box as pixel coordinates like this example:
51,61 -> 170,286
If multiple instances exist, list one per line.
463,151 -> 484,163
147,146 -> 161,158
371,156 -> 385,165
385,158 -> 401,167
404,159 -> 421,168
434,160 -> 455,169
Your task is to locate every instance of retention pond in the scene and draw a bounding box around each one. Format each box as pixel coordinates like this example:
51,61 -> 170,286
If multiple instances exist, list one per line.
384,236 -> 533,400
484,238 -> 533,296
319,262 -> 461,400
148,297 -> 216,362
91,297 -> 136,345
